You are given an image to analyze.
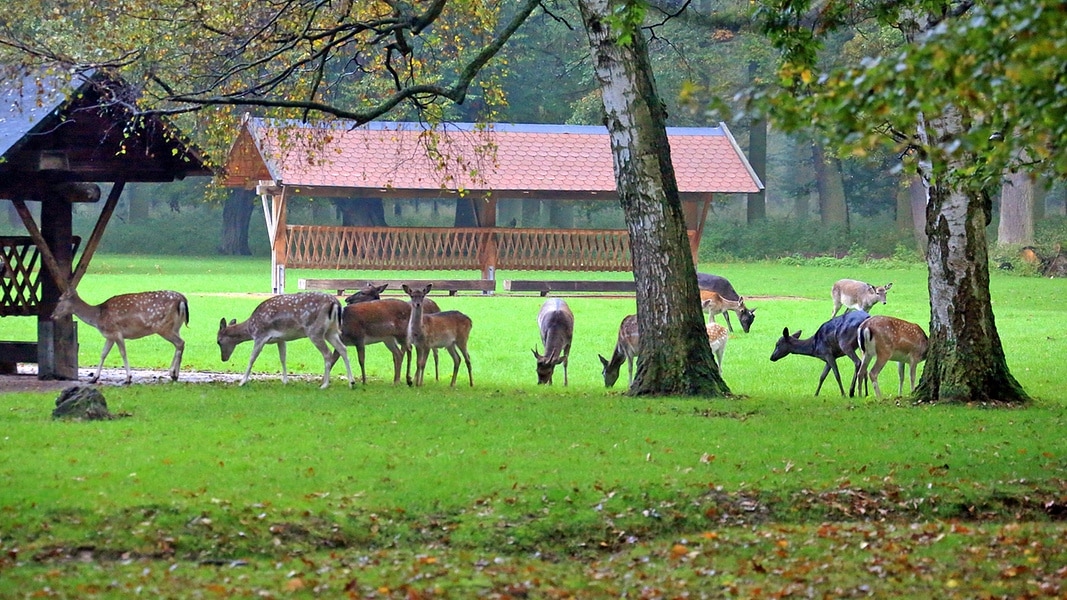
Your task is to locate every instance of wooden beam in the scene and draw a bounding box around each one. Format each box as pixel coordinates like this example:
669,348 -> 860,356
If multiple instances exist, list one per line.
71,180 -> 125,289
11,199 -> 68,294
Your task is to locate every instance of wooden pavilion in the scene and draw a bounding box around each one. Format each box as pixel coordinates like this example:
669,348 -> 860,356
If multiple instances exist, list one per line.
0,68 -> 209,379
222,118 -> 763,293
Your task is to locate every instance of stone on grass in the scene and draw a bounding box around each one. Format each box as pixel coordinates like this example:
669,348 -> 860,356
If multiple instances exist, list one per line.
52,386 -> 113,420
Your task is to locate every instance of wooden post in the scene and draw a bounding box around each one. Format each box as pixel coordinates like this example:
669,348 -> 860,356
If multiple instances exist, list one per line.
476,195 -> 498,280
257,181 -> 287,294
38,195 -> 78,379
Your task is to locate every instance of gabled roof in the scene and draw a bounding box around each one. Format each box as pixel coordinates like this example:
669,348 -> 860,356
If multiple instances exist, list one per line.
223,118 -> 762,198
0,67 -> 210,193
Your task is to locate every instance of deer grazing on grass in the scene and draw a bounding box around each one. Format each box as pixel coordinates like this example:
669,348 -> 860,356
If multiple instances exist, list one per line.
697,273 -> 756,333
343,282 -> 441,380
533,298 -> 574,385
599,314 -> 638,388
402,284 -> 473,387
52,288 -> 189,385
830,279 -> 893,318
701,292 -> 752,335
217,292 -> 354,388
856,316 -> 928,399
706,322 -> 729,372
769,310 -> 870,396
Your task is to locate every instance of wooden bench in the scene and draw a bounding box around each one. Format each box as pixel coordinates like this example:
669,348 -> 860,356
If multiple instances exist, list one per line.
298,278 -> 496,296
503,280 -> 636,296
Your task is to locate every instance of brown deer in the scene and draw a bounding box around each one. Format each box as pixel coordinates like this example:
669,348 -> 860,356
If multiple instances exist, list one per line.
343,282 -> 442,380
856,316 -> 928,399
52,288 -> 189,385
402,284 -> 473,387
700,292 -> 753,334
533,298 -> 573,385
328,299 -> 414,385
217,292 -> 354,388
831,279 -> 893,318
706,322 -> 729,372
599,314 -> 637,388
697,273 -> 756,333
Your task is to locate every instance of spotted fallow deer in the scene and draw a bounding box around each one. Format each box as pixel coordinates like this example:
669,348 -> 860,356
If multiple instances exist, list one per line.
402,284 -> 473,387
217,292 -> 354,388
706,322 -> 729,372
51,288 -> 189,385
856,315 -> 928,399
831,279 -> 893,318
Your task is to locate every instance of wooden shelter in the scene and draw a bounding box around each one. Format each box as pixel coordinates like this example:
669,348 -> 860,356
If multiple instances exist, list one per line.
0,68 -> 209,379
223,118 -> 763,293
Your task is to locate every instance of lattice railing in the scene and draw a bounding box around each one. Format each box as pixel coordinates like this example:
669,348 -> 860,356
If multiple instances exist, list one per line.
0,236 -> 80,317
285,226 -> 632,272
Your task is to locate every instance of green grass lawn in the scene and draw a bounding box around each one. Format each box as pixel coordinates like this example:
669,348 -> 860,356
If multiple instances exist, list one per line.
1,255 -> 1066,598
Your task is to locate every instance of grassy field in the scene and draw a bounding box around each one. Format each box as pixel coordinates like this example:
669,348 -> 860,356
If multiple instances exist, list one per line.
1,256 -> 1066,598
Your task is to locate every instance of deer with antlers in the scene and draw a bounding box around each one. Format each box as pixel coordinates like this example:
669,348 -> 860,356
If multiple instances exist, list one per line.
51,288 -> 189,385
217,292 -> 354,388
533,298 -> 573,385
402,284 -> 473,387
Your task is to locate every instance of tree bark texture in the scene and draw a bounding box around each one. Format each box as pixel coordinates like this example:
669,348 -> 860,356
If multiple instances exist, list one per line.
811,142 -> 849,230
747,71 -> 768,224
997,168 -> 1034,246
219,188 -> 254,256
579,0 -> 728,397
914,107 -> 1028,404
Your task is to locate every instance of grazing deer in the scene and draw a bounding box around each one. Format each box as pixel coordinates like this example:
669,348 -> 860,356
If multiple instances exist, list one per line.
51,288 -> 189,385
830,279 -> 893,318
343,282 -> 442,380
599,314 -> 638,388
700,292 -> 753,333
706,322 -> 729,372
769,310 -> 870,396
533,298 -> 574,385
697,273 -> 756,333
856,316 -> 928,399
217,292 -> 354,388
402,284 -> 473,387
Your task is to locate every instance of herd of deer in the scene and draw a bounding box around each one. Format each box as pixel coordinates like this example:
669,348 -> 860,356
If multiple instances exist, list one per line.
49,273 -> 926,399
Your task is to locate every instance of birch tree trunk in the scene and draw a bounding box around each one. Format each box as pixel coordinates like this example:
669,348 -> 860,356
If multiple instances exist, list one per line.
914,106 -> 1028,404
579,0 -> 728,396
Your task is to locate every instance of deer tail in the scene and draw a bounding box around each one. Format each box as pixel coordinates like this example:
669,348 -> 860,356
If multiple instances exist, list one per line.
180,298 -> 190,327
858,324 -> 871,353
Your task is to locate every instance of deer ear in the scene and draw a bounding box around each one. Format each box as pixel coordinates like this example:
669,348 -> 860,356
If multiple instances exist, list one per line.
750,307 -> 757,313
793,330 -> 803,338
375,283 -> 388,294
425,283 -> 434,293
229,319 -> 237,326
598,354 -> 609,366
781,327 -> 789,337
885,282 -> 893,290
219,318 -> 227,330
402,284 -> 412,294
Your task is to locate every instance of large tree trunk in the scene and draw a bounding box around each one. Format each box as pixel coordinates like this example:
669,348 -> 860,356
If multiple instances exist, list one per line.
521,199 -> 541,226
997,168 -> 1034,246
219,188 -> 254,256
914,106 -> 1028,405
579,0 -> 728,397
812,142 -> 849,230
335,198 -> 387,226
747,62 -> 767,223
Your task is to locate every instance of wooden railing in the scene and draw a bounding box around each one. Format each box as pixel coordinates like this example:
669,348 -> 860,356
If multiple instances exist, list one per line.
284,226 -> 633,272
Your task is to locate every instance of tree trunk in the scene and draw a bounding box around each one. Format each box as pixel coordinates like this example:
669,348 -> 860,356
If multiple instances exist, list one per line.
549,201 -> 574,228
913,106 -> 1028,405
335,198 -> 387,226
454,197 -> 478,227
907,174 -> 928,254
579,0 -> 728,397
127,182 -> 151,223
1032,174 -> 1047,221
219,188 -> 255,256
997,168 -> 1034,246
812,142 -> 849,230
747,61 -> 767,223
521,199 -> 541,226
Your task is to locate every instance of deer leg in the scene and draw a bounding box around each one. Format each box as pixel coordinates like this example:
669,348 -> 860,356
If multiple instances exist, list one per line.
414,346 -> 429,386
325,331 -> 354,388
845,351 -> 861,398
446,344 -> 461,387
896,362 -> 906,396
115,338 -> 133,385
91,339 -> 115,384
277,341 -> 289,384
309,335 -> 334,389
433,348 -> 440,381
383,338 -> 403,384
240,340 -> 268,386
355,342 -> 368,384
161,332 -> 184,382
405,345 -> 415,387
869,356 -> 889,399
722,311 -> 734,333
459,343 -> 473,387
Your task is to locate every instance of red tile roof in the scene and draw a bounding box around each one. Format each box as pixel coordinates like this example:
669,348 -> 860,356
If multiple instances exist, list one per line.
224,119 -> 762,196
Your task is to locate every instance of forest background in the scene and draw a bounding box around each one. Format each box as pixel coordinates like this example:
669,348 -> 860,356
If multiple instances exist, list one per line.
3,2 -> 1064,268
